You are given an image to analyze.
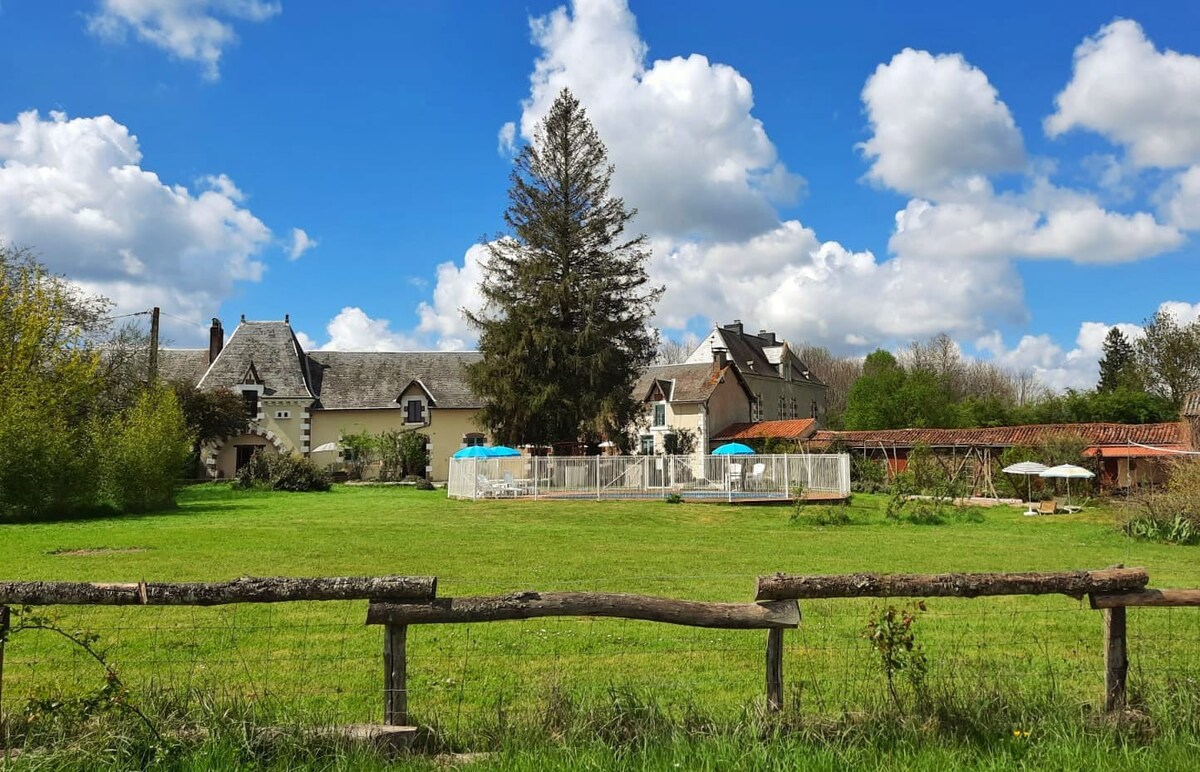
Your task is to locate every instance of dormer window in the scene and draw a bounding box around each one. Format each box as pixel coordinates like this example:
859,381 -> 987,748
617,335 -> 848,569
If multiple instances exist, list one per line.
653,403 -> 666,428
405,399 -> 425,424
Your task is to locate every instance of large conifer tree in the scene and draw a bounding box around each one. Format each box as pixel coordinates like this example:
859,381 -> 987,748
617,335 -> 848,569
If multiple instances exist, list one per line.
1097,327 -> 1140,392
465,88 -> 662,448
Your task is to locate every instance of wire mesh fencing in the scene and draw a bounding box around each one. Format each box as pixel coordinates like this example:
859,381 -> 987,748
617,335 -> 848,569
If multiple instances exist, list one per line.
3,583 -> 1199,749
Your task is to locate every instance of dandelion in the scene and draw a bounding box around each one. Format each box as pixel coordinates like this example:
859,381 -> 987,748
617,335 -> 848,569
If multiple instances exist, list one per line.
1012,729 -> 1030,738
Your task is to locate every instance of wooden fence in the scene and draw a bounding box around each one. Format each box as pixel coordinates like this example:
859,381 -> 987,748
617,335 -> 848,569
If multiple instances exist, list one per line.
0,566 -> 1195,738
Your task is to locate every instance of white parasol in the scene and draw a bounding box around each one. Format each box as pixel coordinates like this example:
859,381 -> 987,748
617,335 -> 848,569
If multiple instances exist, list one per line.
1038,464 -> 1095,508
1002,461 -> 1048,502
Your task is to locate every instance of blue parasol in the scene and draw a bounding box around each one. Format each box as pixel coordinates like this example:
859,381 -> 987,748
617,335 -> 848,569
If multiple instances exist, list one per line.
712,442 -> 755,456
452,446 -> 495,459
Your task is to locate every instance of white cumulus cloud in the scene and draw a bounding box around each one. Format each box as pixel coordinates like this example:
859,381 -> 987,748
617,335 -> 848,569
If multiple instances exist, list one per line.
287,227 -> 316,260
308,307 -> 423,352
372,2 -> 1191,365
0,109 -> 272,343
860,48 -> 1025,196
1046,19 -> 1200,169
87,0 -> 281,80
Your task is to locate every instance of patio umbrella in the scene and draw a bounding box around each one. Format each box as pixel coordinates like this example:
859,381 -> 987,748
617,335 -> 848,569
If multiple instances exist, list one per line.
1001,461 -> 1048,502
489,446 -> 521,457
452,446 -> 495,459
712,442 -> 754,456
1038,464 -> 1095,508
311,441 -> 340,453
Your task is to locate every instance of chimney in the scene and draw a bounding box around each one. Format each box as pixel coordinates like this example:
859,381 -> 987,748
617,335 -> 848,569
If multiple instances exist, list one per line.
759,330 -> 777,345
712,346 -> 729,374
208,318 -> 224,364
723,320 -> 744,335
284,313 -> 290,323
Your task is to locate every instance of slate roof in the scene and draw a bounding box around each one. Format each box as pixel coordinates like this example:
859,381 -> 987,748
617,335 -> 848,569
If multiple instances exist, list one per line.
810,422 -> 1184,449
306,351 -> 482,409
633,362 -> 750,404
714,419 -> 818,441
157,349 -> 210,385
711,326 -> 825,387
197,321 -> 314,398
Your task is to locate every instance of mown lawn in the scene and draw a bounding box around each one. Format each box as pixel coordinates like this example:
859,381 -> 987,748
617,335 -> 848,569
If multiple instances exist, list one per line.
2,485 -> 1199,770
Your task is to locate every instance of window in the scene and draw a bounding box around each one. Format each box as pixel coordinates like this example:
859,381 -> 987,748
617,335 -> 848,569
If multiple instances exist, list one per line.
811,400 -> 819,418
275,410 -> 290,420
464,433 -> 486,447
777,396 -> 785,419
791,398 -> 798,420
640,435 -> 655,455
405,399 -> 424,423
653,403 -> 666,427
235,445 -> 259,470
753,394 -> 763,422
242,390 -> 259,418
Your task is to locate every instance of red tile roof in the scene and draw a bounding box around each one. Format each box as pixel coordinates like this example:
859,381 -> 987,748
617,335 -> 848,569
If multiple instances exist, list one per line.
714,418 -> 818,441
810,422 -> 1184,449
1084,445 -> 1187,458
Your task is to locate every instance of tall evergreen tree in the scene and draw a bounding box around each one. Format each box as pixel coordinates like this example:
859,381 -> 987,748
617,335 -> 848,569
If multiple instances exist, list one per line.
465,89 -> 662,448
1097,327 -> 1140,392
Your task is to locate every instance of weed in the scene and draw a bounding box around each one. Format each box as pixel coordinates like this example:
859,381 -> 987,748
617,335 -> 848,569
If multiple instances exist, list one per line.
864,603 -> 929,710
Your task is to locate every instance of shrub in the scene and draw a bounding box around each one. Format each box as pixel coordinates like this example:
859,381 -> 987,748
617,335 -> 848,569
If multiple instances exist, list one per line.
1124,459 -> 1200,545
235,452 -> 331,492
850,454 -> 888,494
811,506 -> 851,526
414,478 -> 435,491
663,493 -> 684,504
98,386 -> 190,513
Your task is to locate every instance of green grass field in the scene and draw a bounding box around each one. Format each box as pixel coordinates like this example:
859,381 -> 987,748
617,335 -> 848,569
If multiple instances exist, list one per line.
2,485 -> 1199,770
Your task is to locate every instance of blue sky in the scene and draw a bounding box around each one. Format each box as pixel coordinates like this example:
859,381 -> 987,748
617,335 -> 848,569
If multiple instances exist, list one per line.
1,1 -> 1198,390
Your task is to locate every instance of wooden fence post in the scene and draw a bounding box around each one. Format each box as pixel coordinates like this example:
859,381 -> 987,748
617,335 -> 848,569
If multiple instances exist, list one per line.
766,627 -> 784,713
1103,606 -> 1128,712
383,623 -> 408,726
0,605 -> 9,720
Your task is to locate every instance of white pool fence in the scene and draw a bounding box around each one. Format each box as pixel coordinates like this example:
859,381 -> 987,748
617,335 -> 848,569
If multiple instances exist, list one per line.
447,453 -> 851,502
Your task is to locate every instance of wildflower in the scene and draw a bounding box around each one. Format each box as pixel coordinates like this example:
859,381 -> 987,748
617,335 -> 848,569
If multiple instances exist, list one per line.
1012,729 -> 1030,738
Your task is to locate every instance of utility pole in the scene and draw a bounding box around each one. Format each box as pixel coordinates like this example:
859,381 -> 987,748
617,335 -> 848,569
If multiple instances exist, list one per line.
148,306 -> 160,382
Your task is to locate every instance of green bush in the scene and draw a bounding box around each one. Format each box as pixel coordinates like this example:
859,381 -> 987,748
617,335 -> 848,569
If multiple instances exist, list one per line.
850,454 -> 888,493
235,452 -> 331,492
811,506 -> 851,525
1124,459 -> 1200,545
0,387 -> 103,520
99,386 -> 190,513
414,478 -> 435,491
664,493 -> 684,504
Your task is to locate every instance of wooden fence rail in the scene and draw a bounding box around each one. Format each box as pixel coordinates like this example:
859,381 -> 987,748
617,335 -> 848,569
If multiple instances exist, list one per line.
0,576 -> 437,606
3,566 -> 1200,744
754,567 -> 1149,601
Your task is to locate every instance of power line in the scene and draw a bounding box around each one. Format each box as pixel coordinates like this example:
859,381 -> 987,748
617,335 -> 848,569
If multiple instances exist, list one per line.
159,311 -> 210,331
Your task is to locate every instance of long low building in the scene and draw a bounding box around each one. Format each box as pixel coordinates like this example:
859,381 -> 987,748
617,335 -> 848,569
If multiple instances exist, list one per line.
807,422 -> 1188,490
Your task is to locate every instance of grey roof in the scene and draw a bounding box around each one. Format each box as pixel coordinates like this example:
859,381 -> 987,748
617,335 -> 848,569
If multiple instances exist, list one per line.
306,351 -> 482,409
716,328 -> 825,387
156,349 -> 210,385
198,321 -> 314,398
634,362 -> 750,403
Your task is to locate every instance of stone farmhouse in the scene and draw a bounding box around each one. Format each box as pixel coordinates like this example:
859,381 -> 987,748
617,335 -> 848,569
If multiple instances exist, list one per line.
630,320 -> 828,455
161,317 -> 828,481
160,317 -> 484,481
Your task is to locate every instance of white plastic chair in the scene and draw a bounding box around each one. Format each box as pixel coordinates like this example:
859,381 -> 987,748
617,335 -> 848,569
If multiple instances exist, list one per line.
748,463 -> 766,490
728,463 -> 743,490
